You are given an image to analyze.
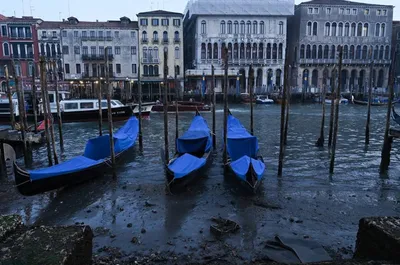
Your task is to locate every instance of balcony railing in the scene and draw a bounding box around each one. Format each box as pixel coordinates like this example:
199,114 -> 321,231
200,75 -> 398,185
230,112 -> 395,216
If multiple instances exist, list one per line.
90,36 -> 97,41
153,38 -> 159,44
81,36 -> 89,41
82,72 -> 116,79
12,53 -> 34,59
142,38 -> 148,44
142,58 -> 159,64
82,54 -> 114,61
106,36 -> 113,41
174,38 -> 180,43
98,36 -> 104,41
163,38 -> 169,44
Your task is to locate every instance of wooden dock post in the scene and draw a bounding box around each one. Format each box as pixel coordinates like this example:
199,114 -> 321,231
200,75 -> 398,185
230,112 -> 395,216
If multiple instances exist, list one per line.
316,74 -> 327,147
44,61 -> 59,165
249,65 -> 254,136
211,65 -> 216,149
278,50 -> 289,177
329,45 -> 343,174
163,48 -> 169,163
39,56 -> 53,166
138,62 -> 143,151
380,48 -> 397,173
223,47 -> 229,165
31,64 -> 38,133
284,65 -> 291,146
328,65 -> 337,148
105,47 -> 116,179
52,61 -> 64,152
174,66 -> 179,150
97,64 -> 103,136
365,50 -> 374,145
4,65 -> 15,130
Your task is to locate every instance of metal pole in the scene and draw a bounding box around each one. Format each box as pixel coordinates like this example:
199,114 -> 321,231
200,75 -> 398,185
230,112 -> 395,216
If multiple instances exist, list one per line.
39,56 -> 53,166
163,48 -> 169,162
212,65 -> 216,149
329,45 -> 343,174
365,49 -> 374,145
4,65 -> 15,130
53,61 -> 64,152
223,47 -> 228,165
31,64 -> 38,133
105,47 -> 116,179
97,64 -> 103,136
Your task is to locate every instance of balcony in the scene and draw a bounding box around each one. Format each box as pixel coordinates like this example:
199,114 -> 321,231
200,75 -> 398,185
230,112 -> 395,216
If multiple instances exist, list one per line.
82,72 -> 115,79
142,38 -> 148,44
90,36 -> 97,41
153,38 -> 159,44
82,54 -> 114,61
142,58 -> 159,64
81,36 -> 89,41
98,36 -> 104,41
106,36 -> 113,41
174,38 -> 180,43
12,53 -> 34,59
162,38 -> 169,44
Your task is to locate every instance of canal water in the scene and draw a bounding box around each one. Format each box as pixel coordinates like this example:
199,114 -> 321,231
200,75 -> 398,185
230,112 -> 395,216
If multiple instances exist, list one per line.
1,103 -> 399,262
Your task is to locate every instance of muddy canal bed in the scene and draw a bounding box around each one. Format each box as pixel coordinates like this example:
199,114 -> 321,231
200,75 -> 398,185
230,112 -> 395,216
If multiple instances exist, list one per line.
1,104 -> 399,263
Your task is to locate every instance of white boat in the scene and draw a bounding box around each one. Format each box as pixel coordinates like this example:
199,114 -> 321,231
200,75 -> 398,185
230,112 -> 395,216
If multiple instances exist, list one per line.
255,95 -> 274,104
325,96 -> 348,105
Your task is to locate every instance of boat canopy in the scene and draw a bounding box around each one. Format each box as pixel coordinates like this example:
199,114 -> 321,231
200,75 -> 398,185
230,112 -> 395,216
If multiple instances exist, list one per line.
176,115 -> 212,154
227,115 -> 259,161
29,117 -> 138,180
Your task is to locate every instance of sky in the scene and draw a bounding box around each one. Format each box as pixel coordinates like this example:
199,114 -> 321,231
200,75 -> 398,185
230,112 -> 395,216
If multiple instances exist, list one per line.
1,0 -> 399,21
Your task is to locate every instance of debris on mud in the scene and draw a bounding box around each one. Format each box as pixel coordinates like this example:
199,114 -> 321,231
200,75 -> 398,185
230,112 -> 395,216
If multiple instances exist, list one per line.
253,200 -> 282,210
210,217 -> 240,236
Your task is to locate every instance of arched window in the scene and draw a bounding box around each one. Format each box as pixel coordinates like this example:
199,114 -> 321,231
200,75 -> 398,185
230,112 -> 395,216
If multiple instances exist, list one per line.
313,22 -> 318,36
374,45 -> 379,59
253,21 -> 258,34
384,45 -> 389,59
143,47 -> 148,59
351,23 -> 356,36
142,30 -> 147,40
153,31 -> 158,41
300,44 -> 305,59
344,22 -> 350,36
349,45 -> 355,59
331,22 -> 337,36
279,21 -> 284,35
3,43 -> 9,56
379,45 -> 384,59
175,65 -> 180,76
356,45 -> 361,59
227,21 -> 232,34
213,43 -> 218,59
260,21 -> 264,34
153,47 -> 159,59
154,65 -> 159,76
330,45 -> 335,59
357,23 -> 362,36
306,44 -> 311,59
246,21 -> 251,34
175,47 -> 180,59
324,22 -> 330,36
272,43 -> 277,59
40,43 -> 45,55
343,45 -> 348,59
240,21 -> 245,34
362,45 -> 368,59
381,23 -> 385,36
363,23 -> 369,36
143,65 -> 148,75
220,20 -> 226,34
201,20 -> 206,34
318,45 -> 323,59
278,43 -> 283,59
258,43 -> 263,59
307,22 -> 312,35
312,45 -> 317,59
174,31 -> 179,41
149,65 -> 154,76
375,23 -> 380,36
338,23 -> 343,36
201,43 -> 206,59
234,21 -> 239,34
323,45 -> 329,59
148,47 -> 153,60
163,31 -> 168,42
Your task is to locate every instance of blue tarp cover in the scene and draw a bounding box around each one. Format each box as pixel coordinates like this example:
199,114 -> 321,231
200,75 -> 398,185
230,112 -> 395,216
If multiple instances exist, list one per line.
230,155 -> 265,181
168,153 -> 206,179
227,115 -> 259,161
29,117 -> 139,181
176,115 -> 212,154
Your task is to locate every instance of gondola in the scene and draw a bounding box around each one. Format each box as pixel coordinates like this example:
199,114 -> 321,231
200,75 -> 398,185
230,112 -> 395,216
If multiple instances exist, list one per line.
13,116 -> 139,196
162,111 -> 212,190
224,113 -> 266,193
392,106 -> 400,126
353,99 -> 386,106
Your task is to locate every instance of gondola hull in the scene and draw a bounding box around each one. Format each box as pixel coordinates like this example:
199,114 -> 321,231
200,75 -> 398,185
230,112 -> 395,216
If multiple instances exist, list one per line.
353,99 -> 386,106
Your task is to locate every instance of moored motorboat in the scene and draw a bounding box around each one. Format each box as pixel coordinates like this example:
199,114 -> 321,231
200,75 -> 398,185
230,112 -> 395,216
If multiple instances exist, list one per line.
255,95 -> 274,104
162,111 -> 212,190
224,113 -> 265,193
325,97 -> 348,105
13,117 -> 139,196
152,101 -> 211,112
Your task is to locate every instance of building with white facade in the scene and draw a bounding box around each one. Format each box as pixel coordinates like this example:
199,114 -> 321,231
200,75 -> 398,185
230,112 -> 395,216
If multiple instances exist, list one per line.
183,0 -> 294,94
137,10 -> 184,100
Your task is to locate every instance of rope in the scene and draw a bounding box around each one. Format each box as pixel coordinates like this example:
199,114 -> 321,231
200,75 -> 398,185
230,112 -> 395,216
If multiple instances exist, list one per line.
15,179 -> 31,187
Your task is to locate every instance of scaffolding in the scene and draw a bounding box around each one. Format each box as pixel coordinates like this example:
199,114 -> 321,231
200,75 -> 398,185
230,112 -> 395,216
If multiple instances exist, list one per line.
184,0 -> 295,18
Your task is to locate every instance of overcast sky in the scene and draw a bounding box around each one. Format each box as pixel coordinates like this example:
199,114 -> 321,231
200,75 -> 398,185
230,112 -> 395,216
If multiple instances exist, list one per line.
1,0 -> 399,21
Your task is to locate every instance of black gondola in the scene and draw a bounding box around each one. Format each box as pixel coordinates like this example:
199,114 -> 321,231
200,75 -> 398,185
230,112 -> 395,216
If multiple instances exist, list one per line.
13,117 -> 139,196
392,106 -> 400,126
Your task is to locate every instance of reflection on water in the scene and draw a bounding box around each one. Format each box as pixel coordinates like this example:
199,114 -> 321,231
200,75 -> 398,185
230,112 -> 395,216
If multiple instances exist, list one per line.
2,103 -> 400,258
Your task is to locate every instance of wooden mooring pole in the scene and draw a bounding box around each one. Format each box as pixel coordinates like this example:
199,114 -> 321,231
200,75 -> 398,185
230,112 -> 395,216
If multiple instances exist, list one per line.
211,65 -> 216,149
249,65 -> 254,136
39,56 -> 53,166
174,66 -> 179,151
97,64 -> 103,136
31,64 -> 38,133
328,65 -> 337,148
284,65 -> 291,146
278,50 -> 289,177
329,45 -> 343,174
52,61 -> 64,152
138,55 -> 143,151
223,47 -> 228,165
380,48 -> 397,173
316,73 -> 327,147
163,48 -> 169,163
4,65 -> 15,130
105,47 -> 116,179
365,49 -> 374,146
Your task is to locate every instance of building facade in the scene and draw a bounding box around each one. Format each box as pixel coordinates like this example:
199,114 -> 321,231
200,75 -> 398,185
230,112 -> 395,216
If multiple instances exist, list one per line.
288,0 -> 394,94
137,10 -> 184,99
394,21 -> 400,93
184,0 -> 294,94
0,15 -> 40,92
